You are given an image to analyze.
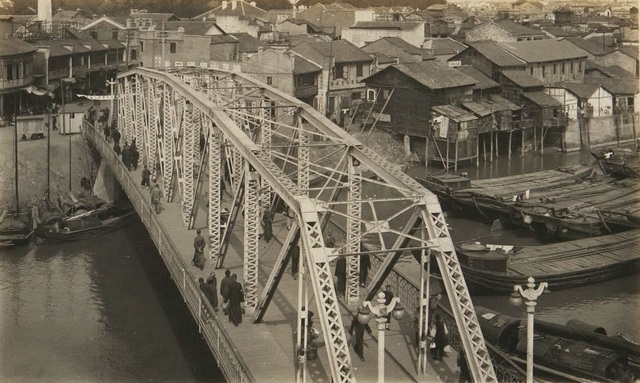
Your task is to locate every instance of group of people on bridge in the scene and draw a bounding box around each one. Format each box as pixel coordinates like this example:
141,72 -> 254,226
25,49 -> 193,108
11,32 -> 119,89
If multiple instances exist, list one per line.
197,268 -> 245,327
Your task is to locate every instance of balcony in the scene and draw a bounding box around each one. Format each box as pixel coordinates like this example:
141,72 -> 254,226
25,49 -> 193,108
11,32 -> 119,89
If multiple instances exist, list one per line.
294,84 -> 318,99
0,75 -> 34,93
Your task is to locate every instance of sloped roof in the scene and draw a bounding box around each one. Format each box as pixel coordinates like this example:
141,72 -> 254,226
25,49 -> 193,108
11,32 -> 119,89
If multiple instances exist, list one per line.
542,27 -> 585,38
501,69 -> 545,88
464,41 -> 526,67
291,54 -> 322,74
229,32 -> 269,53
462,101 -> 494,116
0,38 -> 36,56
130,12 -> 179,22
585,60 -> 635,78
522,91 -> 562,107
80,16 -> 126,31
494,20 -> 544,36
373,60 -> 477,90
455,65 -> 500,90
488,95 -> 521,111
372,52 -> 397,65
423,37 -> 467,56
618,46 -> 639,61
161,21 -> 222,35
585,77 -> 639,95
563,37 -> 613,56
52,10 -> 84,21
371,37 -> 434,60
306,40 -> 373,64
432,104 -> 477,122
549,81 -> 600,99
350,21 -> 421,31
209,35 -> 238,44
498,39 -> 588,63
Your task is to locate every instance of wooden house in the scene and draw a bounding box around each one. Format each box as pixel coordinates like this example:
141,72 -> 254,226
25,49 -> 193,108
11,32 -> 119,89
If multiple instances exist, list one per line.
430,104 -> 479,169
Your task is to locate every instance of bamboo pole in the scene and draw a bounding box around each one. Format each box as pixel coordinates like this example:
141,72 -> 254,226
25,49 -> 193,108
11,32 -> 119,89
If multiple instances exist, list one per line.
508,130 -> 512,160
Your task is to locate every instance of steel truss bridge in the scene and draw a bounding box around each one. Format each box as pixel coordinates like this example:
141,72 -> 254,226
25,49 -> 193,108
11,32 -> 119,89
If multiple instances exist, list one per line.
110,67 -> 497,383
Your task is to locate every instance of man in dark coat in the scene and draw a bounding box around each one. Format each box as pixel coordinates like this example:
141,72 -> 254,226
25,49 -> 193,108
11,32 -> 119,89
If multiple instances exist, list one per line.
220,269 -> 233,314
349,310 -> 372,362
290,243 -> 300,280
432,313 -> 448,361
151,183 -> 163,214
122,142 -> 131,170
204,272 -> 219,311
262,209 -> 273,243
192,229 -> 206,270
130,139 -> 139,170
198,277 -> 218,312
111,127 -> 121,146
359,253 -> 371,288
335,254 -> 347,296
141,165 -> 151,189
224,274 -> 244,326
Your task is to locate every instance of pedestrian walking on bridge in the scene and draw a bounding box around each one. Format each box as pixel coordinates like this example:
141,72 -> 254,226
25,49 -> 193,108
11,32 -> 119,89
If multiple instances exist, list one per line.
224,274 -> 244,326
151,183 -> 163,214
349,310 -> 372,362
141,165 -> 150,189
220,269 -> 233,314
192,229 -> 206,271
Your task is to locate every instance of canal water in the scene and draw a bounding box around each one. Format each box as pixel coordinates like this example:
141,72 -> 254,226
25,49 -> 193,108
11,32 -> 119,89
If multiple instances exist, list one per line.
0,148 -> 638,382
0,217 -> 225,382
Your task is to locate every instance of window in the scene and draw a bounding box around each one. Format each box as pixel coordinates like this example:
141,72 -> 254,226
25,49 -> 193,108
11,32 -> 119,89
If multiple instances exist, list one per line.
530,67 -> 533,76
80,56 -> 85,66
7,64 -> 13,80
112,30 -> 119,40
570,62 -> 574,73
356,63 -> 363,77
351,92 -> 361,100
578,61 -> 582,72
89,31 -> 98,40
553,64 -> 557,74
542,65 -> 546,78
561,63 -> 565,74
131,50 -> 137,60
267,76 -> 273,85
140,41 -> 144,52
170,42 -> 176,54
334,65 -> 344,79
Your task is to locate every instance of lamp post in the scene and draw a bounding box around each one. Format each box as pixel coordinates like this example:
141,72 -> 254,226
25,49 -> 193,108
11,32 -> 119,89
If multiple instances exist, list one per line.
509,277 -> 548,383
358,292 -> 405,383
106,78 -> 116,125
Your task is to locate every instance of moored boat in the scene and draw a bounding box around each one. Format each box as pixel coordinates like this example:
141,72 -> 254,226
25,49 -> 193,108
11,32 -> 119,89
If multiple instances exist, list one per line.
477,306 -> 640,382
454,229 -> 640,294
0,209 -> 35,247
35,202 -> 135,243
591,148 -> 639,179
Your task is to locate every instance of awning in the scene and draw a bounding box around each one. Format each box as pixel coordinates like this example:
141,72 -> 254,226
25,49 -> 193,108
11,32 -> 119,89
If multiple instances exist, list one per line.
22,85 -> 53,97
78,94 -> 114,101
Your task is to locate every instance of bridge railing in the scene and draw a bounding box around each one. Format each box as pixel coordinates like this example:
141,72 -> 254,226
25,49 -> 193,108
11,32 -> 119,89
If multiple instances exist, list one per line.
82,119 -> 254,383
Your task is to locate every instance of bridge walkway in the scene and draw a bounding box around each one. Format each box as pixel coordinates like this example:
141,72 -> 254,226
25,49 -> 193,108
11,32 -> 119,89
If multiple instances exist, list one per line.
95,127 -> 460,382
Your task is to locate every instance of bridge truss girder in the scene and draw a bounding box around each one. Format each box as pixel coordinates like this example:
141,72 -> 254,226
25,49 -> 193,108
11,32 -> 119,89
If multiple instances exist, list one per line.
116,67 -> 497,383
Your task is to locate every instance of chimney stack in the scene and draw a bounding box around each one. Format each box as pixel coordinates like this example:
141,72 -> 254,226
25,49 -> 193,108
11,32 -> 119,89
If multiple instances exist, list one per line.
37,0 -> 52,23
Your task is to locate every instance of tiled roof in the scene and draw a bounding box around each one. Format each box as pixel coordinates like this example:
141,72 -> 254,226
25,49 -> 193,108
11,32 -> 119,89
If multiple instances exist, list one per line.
162,21 -> 220,35
455,65 -> 500,90
423,37 -> 467,56
378,60 -> 477,90
0,38 -> 36,56
549,81 -> 600,99
542,27 -> 585,38
494,20 -> 543,36
462,101 -> 494,116
619,46 -> 639,61
465,41 -> 526,67
130,12 -> 179,22
522,91 -> 562,107
501,69 -> 544,88
292,54 -> 322,74
209,35 -> 238,44
372,53 -> 397,64
498,39 -> 588,63
375,37 -> 434,60
585,77 -> 639,95
350,21 -> 421,30
306,40 -> 373,64
229,33 -> 269,53
487,95 -> 521,111
193,1 -> 267,20
563,37 -> 613,56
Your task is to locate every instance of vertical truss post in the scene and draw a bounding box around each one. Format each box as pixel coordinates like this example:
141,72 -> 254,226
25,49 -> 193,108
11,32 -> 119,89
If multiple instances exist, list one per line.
243,164 -> 260,315
297,197 -> 354,383
296,238 -> 309,383
117,80 -> 126,136
259,98 -> 273,213
345,155 -> 362,306
419,194 -> 497,383
134,74 -> 146,166
147,78 -> 158,179
181,102 -> 196,226
171,96 -> 185,204
208,125 -> 222,262
162,83 -> 175,200
297,112 -> 309,192
417,227 -> 430,374
123,77 -> 134,143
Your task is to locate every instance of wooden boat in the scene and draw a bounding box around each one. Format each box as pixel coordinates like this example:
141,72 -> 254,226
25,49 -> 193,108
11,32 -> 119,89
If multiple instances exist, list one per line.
591,148 -> 639,179
511,178 -> 640,241
416,165 -> 595,225
0,209 -> 35,247
476,306 -> 640,382
454,229 -> 640,294
35,202 -> 135,243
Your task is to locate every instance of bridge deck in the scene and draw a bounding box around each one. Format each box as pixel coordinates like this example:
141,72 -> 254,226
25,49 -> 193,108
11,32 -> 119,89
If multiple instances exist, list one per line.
90,125 -> 457,382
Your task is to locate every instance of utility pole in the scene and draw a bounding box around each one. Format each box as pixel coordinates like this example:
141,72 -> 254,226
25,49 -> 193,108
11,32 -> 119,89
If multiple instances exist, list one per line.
161,22 -> 166,69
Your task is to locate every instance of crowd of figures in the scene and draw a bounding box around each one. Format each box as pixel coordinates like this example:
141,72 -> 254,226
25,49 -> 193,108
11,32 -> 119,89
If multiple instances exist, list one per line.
197,269 -> 246,327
